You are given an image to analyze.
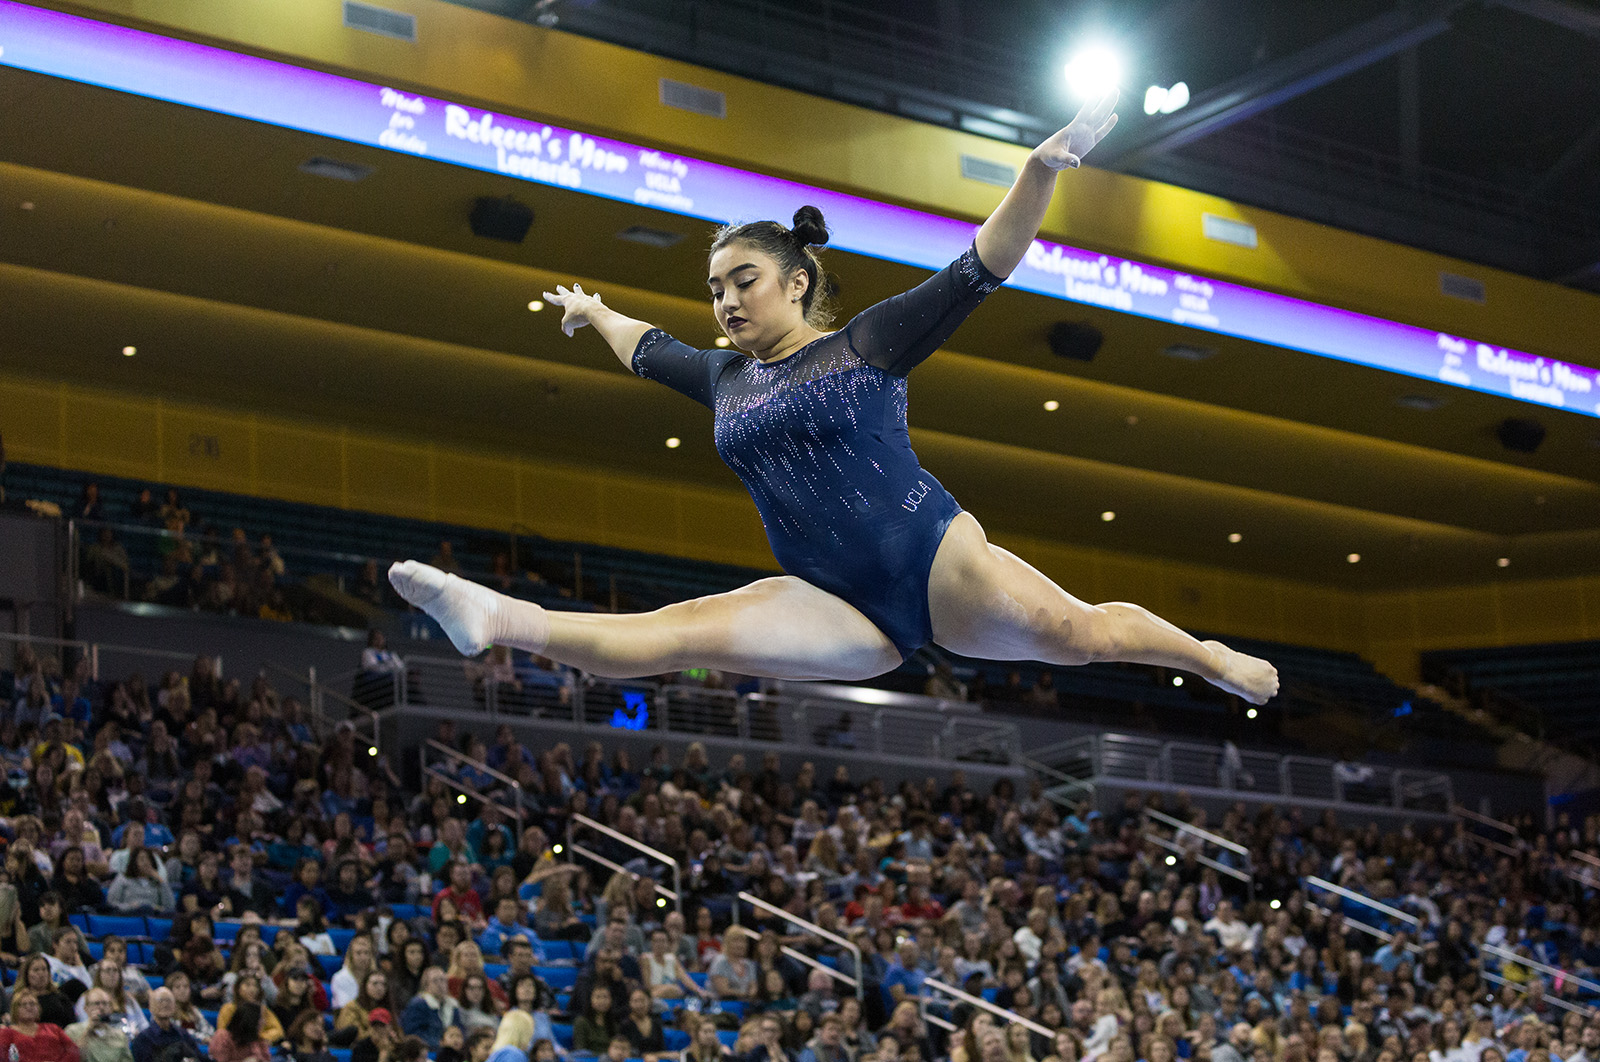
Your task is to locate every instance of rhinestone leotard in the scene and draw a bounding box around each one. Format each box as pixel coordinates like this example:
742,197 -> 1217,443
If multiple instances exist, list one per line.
632,242 -> 1005,659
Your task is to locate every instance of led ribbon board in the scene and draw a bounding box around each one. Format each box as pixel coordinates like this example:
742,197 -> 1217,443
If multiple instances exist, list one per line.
2,0 -> 1595,416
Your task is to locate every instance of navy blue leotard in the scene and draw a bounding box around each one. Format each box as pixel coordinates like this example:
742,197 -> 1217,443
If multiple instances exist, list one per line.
633,242 -> 1005,659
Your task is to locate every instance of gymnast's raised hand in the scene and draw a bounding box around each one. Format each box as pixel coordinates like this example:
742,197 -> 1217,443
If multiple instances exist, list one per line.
389,88 -> 1278,705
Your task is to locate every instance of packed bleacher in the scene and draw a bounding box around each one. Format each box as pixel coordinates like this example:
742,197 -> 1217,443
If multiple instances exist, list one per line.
0,637 -> 1596,1062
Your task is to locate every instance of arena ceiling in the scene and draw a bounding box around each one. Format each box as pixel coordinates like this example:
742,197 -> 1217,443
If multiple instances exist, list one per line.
2,3 -> 1600,594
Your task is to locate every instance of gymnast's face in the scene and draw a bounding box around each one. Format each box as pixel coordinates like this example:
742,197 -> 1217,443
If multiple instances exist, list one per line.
708,243 -> 808,352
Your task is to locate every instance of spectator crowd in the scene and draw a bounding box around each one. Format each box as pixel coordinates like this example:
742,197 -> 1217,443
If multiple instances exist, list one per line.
0,638 -> 1598,1062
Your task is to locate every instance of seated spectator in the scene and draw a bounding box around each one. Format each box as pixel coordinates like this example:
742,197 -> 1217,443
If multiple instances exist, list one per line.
487,1011 -> 534,1062
107,849 -> 174,914
130,988 -> 202,1062
272,969 -> 319,1037
216,977 -> 284,1052
74,963 -> 146,1036
350,1009 -> 397,1062
335,971 -> 391,1048
160,971 -> 213,1041
573,985 -> 618,1054
28,891 -> 68,955
433,860 -> 485,928
66,988 -> 135,1062
710,931 -> 759,1002
453,974 -> 500,1034
332,935 -> 380,1010
46,926 -> 93,990
400,968 -> 461,1051
289,1012 -> 335,1062
18,954 -> 78,1030
0,989 -> 81,1062
477,895 -> 538,958
618,987 -> 667,1061
209,1002 -> 273,1062
293,895 -> 337,956
641,926 -> 703,1001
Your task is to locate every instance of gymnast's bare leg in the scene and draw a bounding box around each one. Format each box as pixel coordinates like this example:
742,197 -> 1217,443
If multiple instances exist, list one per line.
388,562 -> 901,682
926,513 -> 1278,704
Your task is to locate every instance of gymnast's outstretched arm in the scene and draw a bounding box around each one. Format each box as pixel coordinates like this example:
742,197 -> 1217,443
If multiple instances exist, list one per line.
541,282 -> 651,372
973,89 -> 1118,278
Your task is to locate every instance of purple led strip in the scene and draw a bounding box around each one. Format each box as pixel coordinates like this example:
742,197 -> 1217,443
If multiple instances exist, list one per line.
2,0 -> 1595,417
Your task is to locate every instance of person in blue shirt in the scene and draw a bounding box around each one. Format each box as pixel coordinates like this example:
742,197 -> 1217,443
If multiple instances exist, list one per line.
880,940 -> 927,1014
477,896 -> 540,958
1372,930 -> 1412,974
389,89 -> 1279,709
280,857 -> 336,920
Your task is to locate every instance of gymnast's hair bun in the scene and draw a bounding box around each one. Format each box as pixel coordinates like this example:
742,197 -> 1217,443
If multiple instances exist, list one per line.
791,205 -> 830,247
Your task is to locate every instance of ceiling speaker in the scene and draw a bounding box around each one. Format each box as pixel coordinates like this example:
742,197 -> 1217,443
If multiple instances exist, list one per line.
470,197 -> 534,243
1048,321 -> 1103,362
1496,417 -> 1546,453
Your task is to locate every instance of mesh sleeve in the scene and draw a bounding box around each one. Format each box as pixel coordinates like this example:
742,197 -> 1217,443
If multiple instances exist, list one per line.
845,241 -> 1006,377
631,328 -> 742,409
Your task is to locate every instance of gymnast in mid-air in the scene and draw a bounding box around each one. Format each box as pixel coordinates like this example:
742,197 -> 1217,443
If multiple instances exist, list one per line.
390,90 -> 1279,705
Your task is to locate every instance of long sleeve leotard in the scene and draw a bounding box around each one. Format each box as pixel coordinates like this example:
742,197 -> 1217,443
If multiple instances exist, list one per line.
632,241 -> 1005,658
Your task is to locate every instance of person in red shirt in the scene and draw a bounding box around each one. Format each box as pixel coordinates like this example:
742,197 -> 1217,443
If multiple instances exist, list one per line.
0,989 -> 81,1062
432,860 -> 484,927
896,883 -> 945,926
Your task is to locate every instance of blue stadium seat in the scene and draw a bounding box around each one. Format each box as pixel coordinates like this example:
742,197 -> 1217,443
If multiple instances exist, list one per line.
259,925 -> 283,944
145,918 -> 173,941
89,915 -> 148,939
390,905 -> 423,921
664,1031 -> 690,1052
538,966 -> 578,990
214,922 -> 242,942
317,955 -> 341,977
687,973 -> 709,989
86,942 -> 104,961
201,1010 -> 220,1028
68,914 -> 90,933
717,1032 -> 739,1049
327,928 -> 356,953
484,964 -> 508,982
551,1024 -> 574,1049
331,1052 -> 352,1062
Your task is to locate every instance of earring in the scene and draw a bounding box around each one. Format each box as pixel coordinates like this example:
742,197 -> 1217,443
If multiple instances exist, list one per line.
791,296 -> 800,303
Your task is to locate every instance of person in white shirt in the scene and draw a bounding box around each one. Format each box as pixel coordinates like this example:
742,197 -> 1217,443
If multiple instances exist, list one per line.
1203,901 -> 1257,952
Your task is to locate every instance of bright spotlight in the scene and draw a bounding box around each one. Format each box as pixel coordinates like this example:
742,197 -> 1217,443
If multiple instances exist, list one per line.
1165,855 -> 1177,866
1063,44 -> 1123,101
656,897 -> 668,908
457,794 -> 467,804
552,844 -> 563,854
1043,400 -> 1060,412
1347,553 -> 1361,564
665,437 -> 681,449
368,746 -> 377,756
1497,557 -> 1511,568
1144,82 -> 1190,114
715,337 -> 731,347
1270,899 -> 1281,910
1101,511 -> 1116,522
1172,676 -> 1184,687
1246,708 -> 1258,719
1228,533 -> 1243,544
527,300 -> 545,312
122,345 -> 137,357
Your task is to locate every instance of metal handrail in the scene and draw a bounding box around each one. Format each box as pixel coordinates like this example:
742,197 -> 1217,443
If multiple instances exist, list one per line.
568,842 -> 676,903
724,925 -> 859,991
426,740 -> 523,791
1480,968 -> 1591,1017
1481,942 -> 1600,995
924,978 -> 1053,1038
735,891 -> 863,999
570,813 -> 681,915
1144,807 -> 1249,856
421,766 -> 521,825
1305,877 -> 1420,927
1462,832 -> 1520,858
1143,833 -> 1250,883
0,629 -> 209,680
1313,907 -> 1421,953
1451,803 -> 1520,837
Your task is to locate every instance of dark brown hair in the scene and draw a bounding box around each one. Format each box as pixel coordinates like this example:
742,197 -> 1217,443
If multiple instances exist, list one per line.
710,205 -> 839,328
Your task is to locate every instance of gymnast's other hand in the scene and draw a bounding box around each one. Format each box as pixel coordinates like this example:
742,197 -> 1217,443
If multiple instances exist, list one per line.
1032,89 -> 1119,171
542,283 -> 606,337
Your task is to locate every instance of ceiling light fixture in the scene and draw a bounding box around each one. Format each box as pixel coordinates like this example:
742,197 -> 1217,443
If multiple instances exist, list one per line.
1172,676 -> 1183,687
715,337 -> 731,348
1062,43 -> 1123,101
1497,557 -> 1511,568
1228,532 -> 1242,543
1347,553 -> 1361,564
121,346 -> 137,357
1246,708 -> 1258,719
526,300 -> 544,312
1043,400 -> 1060,411
1143,82 -> 1189,114
665,437 -> 681,449
1101,511 -> 1116,522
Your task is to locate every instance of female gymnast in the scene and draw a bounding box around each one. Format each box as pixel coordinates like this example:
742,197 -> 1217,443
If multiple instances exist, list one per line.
390,90 -> 1279,705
